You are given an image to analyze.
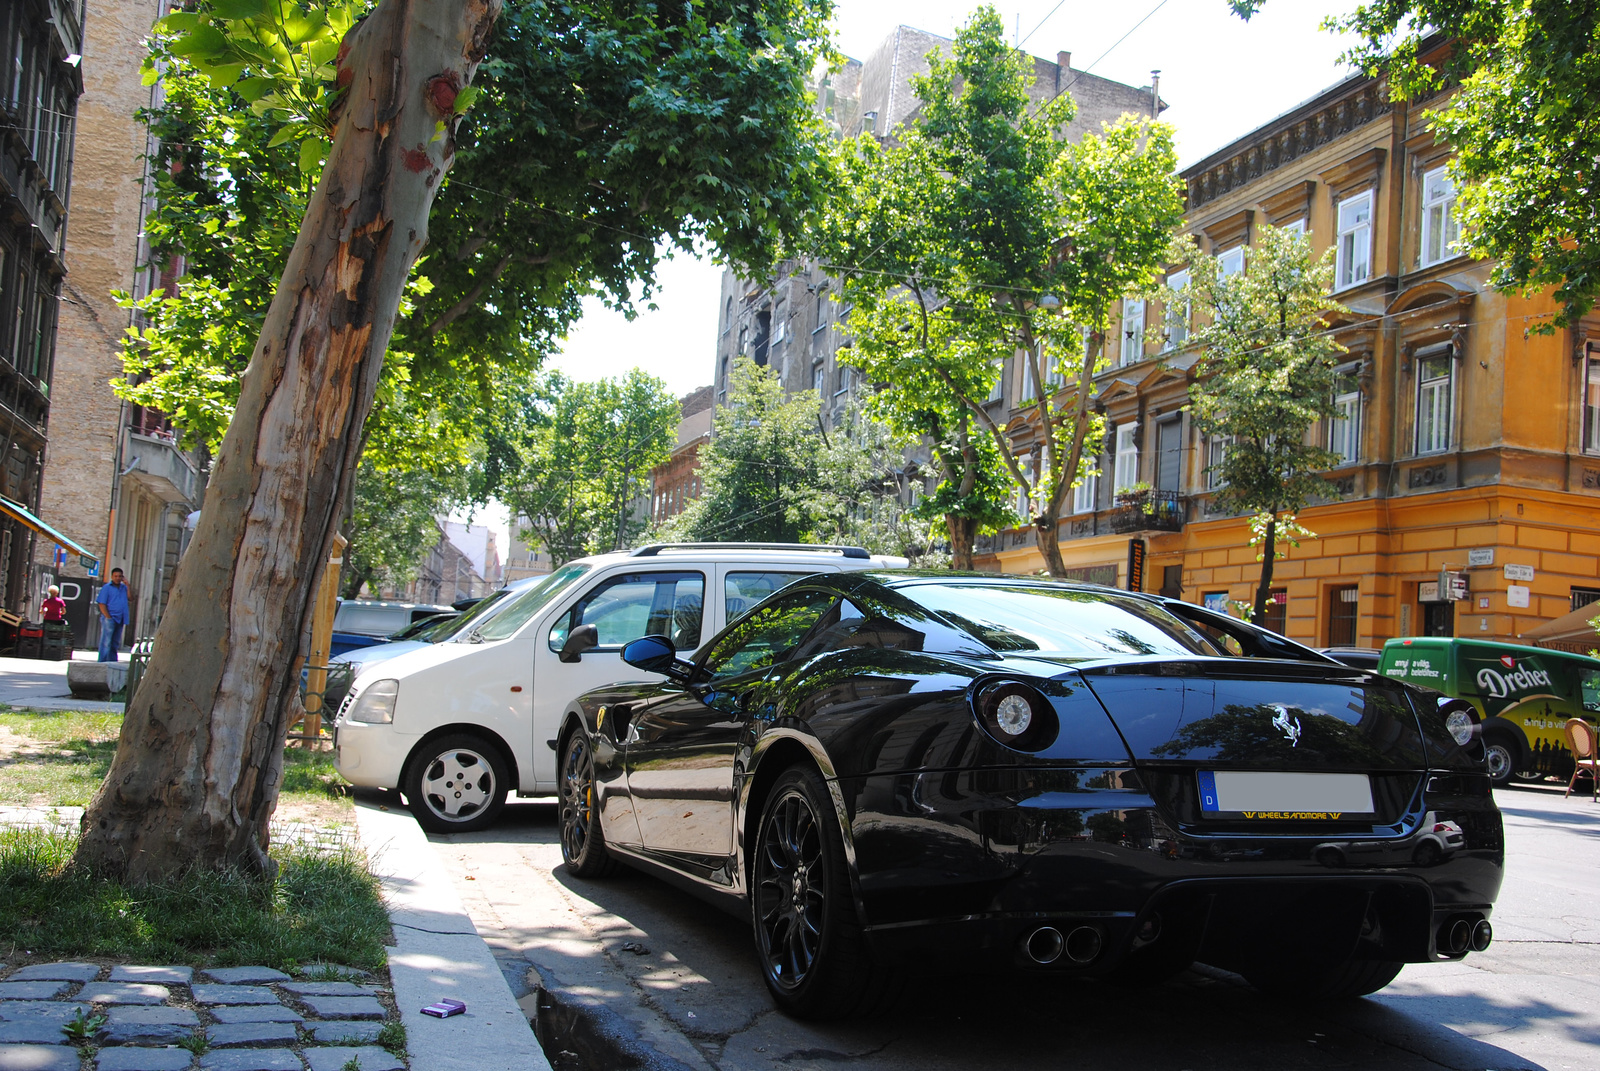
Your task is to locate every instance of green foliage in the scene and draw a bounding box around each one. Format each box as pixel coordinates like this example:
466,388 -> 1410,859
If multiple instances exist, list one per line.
814,7 -> 1183,569
118,0 -> 836,482
1185,224 -> 1348,617
488,370 -> 679,565
660,359 -> 912,552
1186,225 -> 1347,516
148,0 -> 360,175
342,460 -> 468,598
0,828 -> 387,968
1236,0 -> 1600,329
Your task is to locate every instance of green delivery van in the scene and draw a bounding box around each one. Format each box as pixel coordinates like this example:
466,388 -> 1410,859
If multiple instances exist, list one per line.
1379,637 -> 1600,786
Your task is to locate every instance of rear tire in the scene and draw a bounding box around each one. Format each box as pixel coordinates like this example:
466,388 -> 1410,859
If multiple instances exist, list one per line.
751,765 -> 900,1020
1245,957 -> 1404,1000
559,729 -> 620,878
1484,731 -> 1519,787
403,733 -> 508,834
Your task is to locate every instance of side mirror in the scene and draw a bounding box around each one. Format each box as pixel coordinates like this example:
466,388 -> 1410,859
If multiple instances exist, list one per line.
621,634 -> 677,674
559,623 -> 599,664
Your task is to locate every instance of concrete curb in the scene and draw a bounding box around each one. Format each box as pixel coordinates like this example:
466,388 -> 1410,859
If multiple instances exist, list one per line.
354,798 -> 552,1071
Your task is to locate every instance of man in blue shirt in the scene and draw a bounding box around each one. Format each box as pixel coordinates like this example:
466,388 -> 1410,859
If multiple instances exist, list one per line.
96,568 -> 129,662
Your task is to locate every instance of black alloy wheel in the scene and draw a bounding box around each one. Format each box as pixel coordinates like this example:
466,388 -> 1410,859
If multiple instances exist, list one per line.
751,765 -> 900,1020
403,733 -> 508,833
559,730 -> 619,878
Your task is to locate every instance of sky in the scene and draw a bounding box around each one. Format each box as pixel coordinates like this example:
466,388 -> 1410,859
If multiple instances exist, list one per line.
462,0 -> 1361,548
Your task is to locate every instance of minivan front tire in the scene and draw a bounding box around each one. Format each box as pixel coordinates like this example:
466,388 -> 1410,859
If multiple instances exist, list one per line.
403,733 -> 509,833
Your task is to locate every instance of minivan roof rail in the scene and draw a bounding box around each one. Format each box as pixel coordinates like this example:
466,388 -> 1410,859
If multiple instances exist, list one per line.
630,542 -> 871,560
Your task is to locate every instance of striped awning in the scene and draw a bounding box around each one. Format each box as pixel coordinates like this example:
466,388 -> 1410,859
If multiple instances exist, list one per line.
0,496 -> 99,568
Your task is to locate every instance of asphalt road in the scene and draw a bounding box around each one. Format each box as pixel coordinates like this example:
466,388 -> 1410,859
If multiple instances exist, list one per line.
428,783 -> 1600,1071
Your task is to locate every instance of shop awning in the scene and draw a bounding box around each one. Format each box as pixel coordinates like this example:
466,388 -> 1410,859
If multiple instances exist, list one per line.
0,496 -> 99,569
1520,601 -> 1600,645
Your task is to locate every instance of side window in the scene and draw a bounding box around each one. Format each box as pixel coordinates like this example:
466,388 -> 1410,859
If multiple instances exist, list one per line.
725,571 -> 812,620
703,589 -> 838,680
548,571 -> 705,653
1580,668 -> 1600,714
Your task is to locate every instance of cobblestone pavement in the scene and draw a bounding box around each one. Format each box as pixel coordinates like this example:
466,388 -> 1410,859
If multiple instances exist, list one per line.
0,962 -> 406,1071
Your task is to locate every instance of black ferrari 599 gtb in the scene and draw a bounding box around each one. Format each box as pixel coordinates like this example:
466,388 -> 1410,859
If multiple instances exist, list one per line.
555,572 -> 1502,1020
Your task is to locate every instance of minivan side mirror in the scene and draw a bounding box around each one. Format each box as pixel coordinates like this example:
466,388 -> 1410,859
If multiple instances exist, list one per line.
559,624 -> 599,663
621,635 -> 693,681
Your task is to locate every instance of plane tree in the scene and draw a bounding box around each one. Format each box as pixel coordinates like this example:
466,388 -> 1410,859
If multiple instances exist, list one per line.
77,0 -> 835,881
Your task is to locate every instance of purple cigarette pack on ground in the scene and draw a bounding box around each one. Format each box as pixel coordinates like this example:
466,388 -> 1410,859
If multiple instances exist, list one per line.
421,998 -> 467,1018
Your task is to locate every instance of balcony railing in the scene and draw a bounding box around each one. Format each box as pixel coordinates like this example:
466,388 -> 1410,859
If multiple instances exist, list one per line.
1108,488 -> 1184,533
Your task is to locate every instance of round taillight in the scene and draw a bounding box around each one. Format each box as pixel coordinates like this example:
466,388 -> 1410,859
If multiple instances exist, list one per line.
973,680 -> 1058,752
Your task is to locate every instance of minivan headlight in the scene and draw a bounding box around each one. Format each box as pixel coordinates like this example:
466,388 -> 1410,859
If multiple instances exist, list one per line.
347,679 -> 398,724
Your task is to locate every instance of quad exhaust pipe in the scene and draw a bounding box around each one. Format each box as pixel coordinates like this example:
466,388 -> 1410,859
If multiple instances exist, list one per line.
1437,915 -> 1492,955
1023,925 -> 1103,965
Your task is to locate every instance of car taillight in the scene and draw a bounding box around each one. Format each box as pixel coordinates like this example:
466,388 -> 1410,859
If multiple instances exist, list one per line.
972,680 -> 1059,752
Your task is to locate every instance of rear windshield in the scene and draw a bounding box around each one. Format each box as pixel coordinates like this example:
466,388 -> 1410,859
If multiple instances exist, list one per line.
908,583 -> 1219,659
471,563 -> 591,642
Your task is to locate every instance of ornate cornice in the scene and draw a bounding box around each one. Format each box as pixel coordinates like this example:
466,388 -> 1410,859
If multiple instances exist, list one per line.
1185,78 -> 1391,211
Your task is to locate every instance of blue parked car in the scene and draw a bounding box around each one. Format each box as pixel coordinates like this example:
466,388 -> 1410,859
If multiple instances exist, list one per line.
330,600 -> 456,658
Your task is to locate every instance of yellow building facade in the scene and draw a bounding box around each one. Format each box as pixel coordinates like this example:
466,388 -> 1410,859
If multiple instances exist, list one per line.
975,67 -> 1600,649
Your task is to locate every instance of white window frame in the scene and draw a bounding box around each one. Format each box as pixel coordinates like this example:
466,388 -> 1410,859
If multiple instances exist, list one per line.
1120,298 -> 1146,367
1114,424 -> 1139,491
1073,466 -> 1097,514
1163,269 -> 1190,351
1021,347 -> 1038,403
1217,246 -> 1245,278
1583,351 -> 1600,456
1281,218 -> 1308,237
1336,190 -> 1374,290
1330,388 -> 1360,465
1414,347 -> 1454,455
987,358 -> 1004,403
1420,166 -> 1460,267
1205,433 -> 1231,491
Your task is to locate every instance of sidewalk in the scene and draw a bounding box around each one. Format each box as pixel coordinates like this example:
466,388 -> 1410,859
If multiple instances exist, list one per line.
0,653 -> 124,713
354,798 -> 552,1071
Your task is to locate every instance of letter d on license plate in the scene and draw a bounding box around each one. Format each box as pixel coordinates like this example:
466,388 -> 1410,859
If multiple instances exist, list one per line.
1197,771 -> 1374,818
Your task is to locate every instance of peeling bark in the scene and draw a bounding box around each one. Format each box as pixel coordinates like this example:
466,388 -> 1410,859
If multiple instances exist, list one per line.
77,0 -> 501,882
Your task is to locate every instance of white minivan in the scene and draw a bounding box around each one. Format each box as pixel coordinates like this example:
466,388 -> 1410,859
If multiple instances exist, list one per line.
332,543 -> 907,830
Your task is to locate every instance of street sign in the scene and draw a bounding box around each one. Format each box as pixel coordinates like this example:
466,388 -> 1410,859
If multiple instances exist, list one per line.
1505,563 -> 1535,582
1467,548 -> 1495,567
1507,584 -> 1531,608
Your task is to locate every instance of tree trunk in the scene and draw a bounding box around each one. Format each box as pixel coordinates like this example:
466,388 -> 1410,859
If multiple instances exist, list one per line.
946,514 -> 976,570
1253,515 -> 1278,626
77,0 -> 500,883
1034,516 -> 1067,577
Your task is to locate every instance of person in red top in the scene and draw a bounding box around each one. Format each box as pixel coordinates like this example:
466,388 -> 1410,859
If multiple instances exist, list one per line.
40,585 -> 66,623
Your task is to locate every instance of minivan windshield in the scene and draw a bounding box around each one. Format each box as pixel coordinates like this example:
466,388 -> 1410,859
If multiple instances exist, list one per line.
470,563 -> 592,642
907,583 -> 1219,659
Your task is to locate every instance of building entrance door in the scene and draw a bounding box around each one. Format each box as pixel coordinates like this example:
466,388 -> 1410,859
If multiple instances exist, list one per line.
1423,600 -> 1454,637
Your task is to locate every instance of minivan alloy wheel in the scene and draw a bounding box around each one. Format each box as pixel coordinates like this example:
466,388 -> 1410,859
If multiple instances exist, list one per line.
403,733 -> 509,833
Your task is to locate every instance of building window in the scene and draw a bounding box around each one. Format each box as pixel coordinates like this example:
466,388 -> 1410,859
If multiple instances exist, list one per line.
1572,587 -> 1600,612
1073,466 -> 1097,514
1114,424 -> 1139,491
1281,218 -> 1308,237
1205,434 -> 1231,490
1336,190 -> 1373,290
1420,166 -> 1460,267
987,358 -> 1004,403
812,363 -> 825,395
1163,269 -> 1190,351
1328,584 -> 1359,646
1262,588 -> 1288,635
1415,350 -> 1453,455
1583,353 -> 1600,455
1217,246 -> 1245,278
1021,347 -> 1038,403
1330,370 -> 1361,465
772,303 -> 786,343
1120,298 -> 1145,366
723,297 -> 733,334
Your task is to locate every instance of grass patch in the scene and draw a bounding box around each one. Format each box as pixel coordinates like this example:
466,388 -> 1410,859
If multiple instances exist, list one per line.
0,827 -> 389,970
0,708 -> 353,821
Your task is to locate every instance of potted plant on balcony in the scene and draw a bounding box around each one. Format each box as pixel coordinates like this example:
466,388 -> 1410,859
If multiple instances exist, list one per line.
1114,481 -> 1157,514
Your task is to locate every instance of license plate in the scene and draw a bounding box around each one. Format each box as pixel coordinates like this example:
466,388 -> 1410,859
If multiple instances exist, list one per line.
1197,771 -> 1374,818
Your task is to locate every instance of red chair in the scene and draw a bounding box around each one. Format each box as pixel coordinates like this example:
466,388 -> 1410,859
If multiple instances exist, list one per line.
1564,719 -> 1600,802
